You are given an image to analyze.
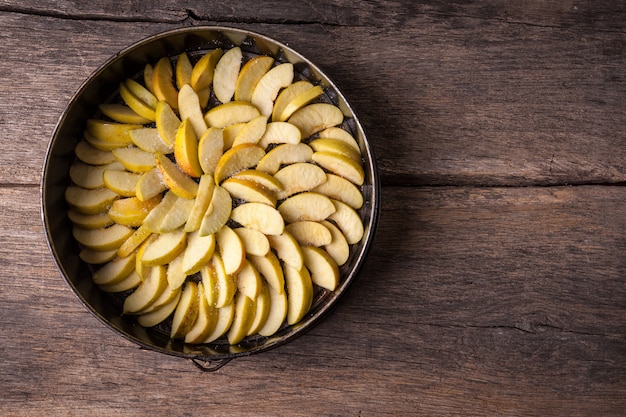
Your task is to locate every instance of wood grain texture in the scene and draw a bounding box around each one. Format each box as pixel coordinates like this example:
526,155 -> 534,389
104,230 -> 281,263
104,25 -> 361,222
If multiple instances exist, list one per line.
1,1 -> 625,416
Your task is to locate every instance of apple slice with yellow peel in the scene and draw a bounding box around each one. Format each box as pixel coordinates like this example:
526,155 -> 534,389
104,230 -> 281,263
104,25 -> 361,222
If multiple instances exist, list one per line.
74,140 -> 116,165
247,282 -> 271,336
92,253 -> 137,286
204,101 -> 261,128
317,126 -> 360,152
142,190 -> 178,232
236,259 -> 262,300
199,185 -> 232,236
232,169 -> 283,193
213,46 -> 242,104
103,169 -> 141,197
124,79 -> 159,114
70,161 -> 123,190
288,103 -> 344,139
135,234 -> 157,280
119,81 -> 156,122
230,203 -> 284,235
157,195 -> 195,233
200,262 -> 218,306
175,52 -> 193,90
108,195 -> 162,227
222,122 -> 245,150
328,199 -> 364,245
79,248 -> 117,265
248,251 -> 285,294
155,152 -> 199,199
182,229 -> 216,275
170,281 -> 200,339
143,63 -> 154,93
284,264 -> 314,325
112,147 -> 156,173
117,224 -> 152,258
214,143 -> 265,184
68,210 -> 114,230
185,282 -> 219,344
235,55 -> 274,102
285,221 -> 332,247
233,227 -> 270,257
174,118 -> 203,178
84,131 -> 128,151
65,186 -> 119,215
258,121 -> 302,149
198,127 -> 224,176
301,246 -> 340,291
137,289 -> 181,327
272,80 -> 315,122
166,252 -> 186,290
185,174 -> 215,233
202,300 -> 234,343
129,128 -> 173,154
256,143 -> 313,175
99,270 -> 142,293
222,177 -> 276,207
141,228 -> 187,267
277,85 -> 325,122
210,252 -> 237,308
138,280 -> 182,314
151,57 -> 179,111
274,162 -> 327,200
155,101 -> 181,148
86,119 -> 140,146
99,103 -> 152,125
231,115 -> 268,147
123,265 -> 168,314
190,48 -> 223,92
266,231 -> 303,270
278,192 -> 336,223
319,220 -> 350,266
178,84 -> 208,139
227,291 -> 256,345
258,283 -> 288,336
217,225 -> 245,275
309,138 -> 361,164
135,167 -> 167,201
251,62 -> 294,117
312,151 -> 365,186
313,173 -> 363,209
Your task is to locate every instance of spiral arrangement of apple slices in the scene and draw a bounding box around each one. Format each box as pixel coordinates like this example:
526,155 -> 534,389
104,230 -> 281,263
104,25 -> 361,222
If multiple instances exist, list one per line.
65,46 -> 366,345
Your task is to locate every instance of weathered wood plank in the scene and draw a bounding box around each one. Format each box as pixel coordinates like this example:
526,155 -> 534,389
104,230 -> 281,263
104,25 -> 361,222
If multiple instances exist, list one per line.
2,185 -> 625,416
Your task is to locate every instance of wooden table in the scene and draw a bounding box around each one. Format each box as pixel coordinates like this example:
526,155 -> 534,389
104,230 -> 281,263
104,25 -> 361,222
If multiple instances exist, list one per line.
2,1 -> 625,416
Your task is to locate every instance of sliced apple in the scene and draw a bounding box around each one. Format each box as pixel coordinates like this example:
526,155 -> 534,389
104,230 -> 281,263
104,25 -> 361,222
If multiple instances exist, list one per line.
119,81 -> 156,122
129,127 -> 172,154
288,103 -> 344,139
122,79 -> 159,119
278,192 -> 336,223
301,246 -> 340,291
284,264 -> 314,325
138,280 -> 182,314
257,283 -> 288,336
142,190 -> 178,232
328,199 -> 364,245
157,195 -> 195,233
135,167 -> 167,201
175,52 -> 193,90
204,101 -> 261,129
70,161 -> 123,190
231,115 -> 268,147
251,62 -> 294,117
256,143 -> 313,175
222,177 -> 276,206
86,119 -> 141,147
103,169 -> 141,197
312,151 -> 364,186
277,84 -> 325,122
231,169 -> 283,193
309,137 -> 361,164
135,234 -> 157,280
68,210 -> 113,230
319,219 -> 350,266
234,259 -> 262,300
99,270 -> 142,293
165,252 -> 186,290
216,225 -> 245,275
258,121 -> 302,149
202,301 -> 234,343
141,228 -> 187,267
92,253 -> 137,286
185,282 -> 219,344
235,55 -> 274,102
285,221 -> 332,247
184,174 -> 215,233
271,80 -> 315,122
84,131 -> 128,151
233,227 -> 270,257
178,83 -> 208,139
230,203 -> 284,236
137,289 -> 181,327
313,173 -> 363,209
155,101 -> 181,147
317,126 -> 360,152
117,224 -> 152,259
99,103 -> 152,125
247,251 -> 285,294
199,185 -> 232,236
210,252 -> 237,308
274,162 -> 327,200
266,231 -> 303,270
198,126 -> 224,176
222,122 -> 245,150
79,248 -> 117,265
213,143 -> 265,184
246,282 -> 271,336
213,46 -> 242,104
65,186 -> 119,215
200,262 -> 218,307
155,152 -> 199,199
143,63 -> 154,93
108,195 -> 162,227
174,118 -> 203,178
190,48 -> 223,92
170,281 -> 200,339
227,291 -> 256,345
74,140 -> 116,165
182,229 -> 216,275
112,146 -> 156,173
151,56 -> 179,111
123,265 -> 168,314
